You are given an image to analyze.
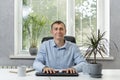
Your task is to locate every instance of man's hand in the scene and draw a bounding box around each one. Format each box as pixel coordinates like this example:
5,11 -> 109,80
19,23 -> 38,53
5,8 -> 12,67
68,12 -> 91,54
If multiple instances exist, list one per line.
42,66 -> 56,74
62,68 -> 76,74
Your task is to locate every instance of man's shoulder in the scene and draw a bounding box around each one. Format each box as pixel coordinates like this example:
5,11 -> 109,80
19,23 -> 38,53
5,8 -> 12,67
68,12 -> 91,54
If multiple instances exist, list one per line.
42,39 -> 53,43
66,41 -> 78,47
42,39 -> 54,45
66,40 -> 75,45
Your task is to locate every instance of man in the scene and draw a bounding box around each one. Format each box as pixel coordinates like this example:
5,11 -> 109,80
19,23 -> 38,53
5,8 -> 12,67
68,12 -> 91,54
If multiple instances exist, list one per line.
33,20 -> 86,74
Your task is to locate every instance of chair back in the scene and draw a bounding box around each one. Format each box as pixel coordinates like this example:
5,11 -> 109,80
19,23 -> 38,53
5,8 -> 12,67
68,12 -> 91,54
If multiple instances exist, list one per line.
41,36 -> 76,43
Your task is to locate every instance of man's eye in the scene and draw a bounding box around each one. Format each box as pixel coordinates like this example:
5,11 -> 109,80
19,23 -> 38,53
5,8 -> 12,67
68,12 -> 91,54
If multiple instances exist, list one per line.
60,28 -> 63,30
55,28 -> 58,30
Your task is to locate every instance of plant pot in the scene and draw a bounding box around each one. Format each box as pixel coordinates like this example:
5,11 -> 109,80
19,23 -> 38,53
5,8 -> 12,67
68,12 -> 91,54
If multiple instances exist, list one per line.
29,47 -> 38,55
88,63 -> 102,78
82,63 -> 90,75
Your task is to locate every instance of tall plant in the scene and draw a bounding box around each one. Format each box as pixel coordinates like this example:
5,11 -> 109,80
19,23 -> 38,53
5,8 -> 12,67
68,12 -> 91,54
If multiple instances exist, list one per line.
23,12 -> 48,48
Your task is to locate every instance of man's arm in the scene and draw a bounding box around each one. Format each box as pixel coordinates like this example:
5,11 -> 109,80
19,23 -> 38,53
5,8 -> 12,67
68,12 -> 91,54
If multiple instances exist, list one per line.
33,42 -> 56,73
33,43 -> 46,72
72,45 -> 87,72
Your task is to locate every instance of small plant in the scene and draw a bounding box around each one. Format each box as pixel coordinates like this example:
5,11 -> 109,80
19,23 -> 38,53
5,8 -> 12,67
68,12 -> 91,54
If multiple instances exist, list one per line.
83,29 -> 119,78
84,29 -> 107,64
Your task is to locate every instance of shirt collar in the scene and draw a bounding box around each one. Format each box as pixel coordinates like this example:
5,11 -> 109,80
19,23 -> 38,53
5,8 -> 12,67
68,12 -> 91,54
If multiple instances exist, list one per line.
51,39 -> 68,49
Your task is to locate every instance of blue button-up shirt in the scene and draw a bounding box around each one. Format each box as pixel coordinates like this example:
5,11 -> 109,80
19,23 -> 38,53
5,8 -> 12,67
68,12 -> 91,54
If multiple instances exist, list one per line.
33,39 -> 86,72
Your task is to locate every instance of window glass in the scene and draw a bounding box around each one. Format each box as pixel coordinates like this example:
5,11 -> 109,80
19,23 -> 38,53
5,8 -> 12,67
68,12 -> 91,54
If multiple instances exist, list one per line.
75,0 -> 97,45
22,0 -> 66,50
22,0 -> 98,51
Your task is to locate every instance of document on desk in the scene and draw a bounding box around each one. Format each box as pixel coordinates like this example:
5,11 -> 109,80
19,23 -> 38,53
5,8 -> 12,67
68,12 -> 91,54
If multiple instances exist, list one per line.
9,68 -> 35,73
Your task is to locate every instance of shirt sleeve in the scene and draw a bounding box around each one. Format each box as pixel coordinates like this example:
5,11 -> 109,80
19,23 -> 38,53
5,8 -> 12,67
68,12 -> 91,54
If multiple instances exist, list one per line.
33,42 -> 46,72
72,45 -> 87,72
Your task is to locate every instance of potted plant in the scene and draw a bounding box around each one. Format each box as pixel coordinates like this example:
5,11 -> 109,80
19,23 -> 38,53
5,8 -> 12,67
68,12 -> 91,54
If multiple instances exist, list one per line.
84,29 -> 108,78
23,12 -> 47,55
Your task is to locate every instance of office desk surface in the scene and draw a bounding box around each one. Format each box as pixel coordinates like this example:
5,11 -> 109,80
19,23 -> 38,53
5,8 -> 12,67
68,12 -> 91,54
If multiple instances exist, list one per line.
0,69 -> 120,80
0,69 -> 49,80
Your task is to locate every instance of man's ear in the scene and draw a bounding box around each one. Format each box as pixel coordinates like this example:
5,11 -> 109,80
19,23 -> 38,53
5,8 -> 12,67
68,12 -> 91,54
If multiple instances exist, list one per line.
50,30 -> 53,34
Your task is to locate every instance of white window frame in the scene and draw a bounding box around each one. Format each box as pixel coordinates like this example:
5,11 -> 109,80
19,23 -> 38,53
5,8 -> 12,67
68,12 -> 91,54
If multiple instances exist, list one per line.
97,0 -> 110,56
14,0 -> 22,56
13,0 -> 110,58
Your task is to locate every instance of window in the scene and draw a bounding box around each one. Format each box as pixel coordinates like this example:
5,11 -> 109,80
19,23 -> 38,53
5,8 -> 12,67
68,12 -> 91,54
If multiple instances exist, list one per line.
22,0 -> 66,51
14,0 -> 110,56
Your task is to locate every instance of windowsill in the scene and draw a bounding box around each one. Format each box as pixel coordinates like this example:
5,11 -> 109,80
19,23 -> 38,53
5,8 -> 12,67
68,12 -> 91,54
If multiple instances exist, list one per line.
87,56 -> 114,61
9,54 -> 114,60
9,54 -> 36,59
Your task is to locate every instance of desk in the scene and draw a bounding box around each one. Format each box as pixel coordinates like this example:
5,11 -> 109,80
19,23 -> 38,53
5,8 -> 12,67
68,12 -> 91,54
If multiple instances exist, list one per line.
0,69 -> 120,80
0,69 -> 49,80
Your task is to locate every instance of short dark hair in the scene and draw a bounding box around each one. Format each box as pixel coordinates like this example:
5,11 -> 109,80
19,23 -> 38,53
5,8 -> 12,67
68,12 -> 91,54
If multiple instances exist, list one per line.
51,20 -> 66,29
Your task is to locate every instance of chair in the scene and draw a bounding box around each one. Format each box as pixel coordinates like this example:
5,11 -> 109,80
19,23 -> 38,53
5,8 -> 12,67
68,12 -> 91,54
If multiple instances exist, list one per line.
41,36 -> 76,43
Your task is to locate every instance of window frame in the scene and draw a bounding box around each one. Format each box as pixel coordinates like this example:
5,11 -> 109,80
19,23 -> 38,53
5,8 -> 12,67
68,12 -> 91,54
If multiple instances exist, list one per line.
13,0 -> 110,57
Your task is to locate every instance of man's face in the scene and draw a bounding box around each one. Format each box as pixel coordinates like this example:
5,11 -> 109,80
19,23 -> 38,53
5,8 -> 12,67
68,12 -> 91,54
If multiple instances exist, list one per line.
51,23 -> 66,40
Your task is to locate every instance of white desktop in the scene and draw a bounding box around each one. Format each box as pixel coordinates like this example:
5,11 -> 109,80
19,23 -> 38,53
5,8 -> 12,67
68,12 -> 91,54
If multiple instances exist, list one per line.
0,69 -> 120,80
